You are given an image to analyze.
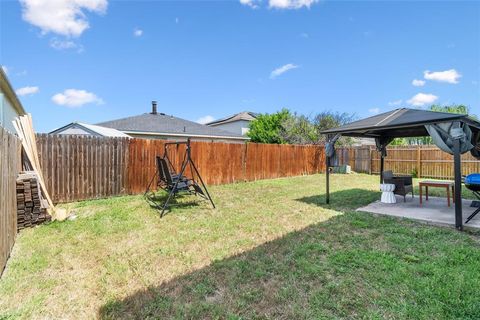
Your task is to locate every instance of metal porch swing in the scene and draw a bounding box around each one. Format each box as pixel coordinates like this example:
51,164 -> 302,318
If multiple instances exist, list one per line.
144,138 -> 215,217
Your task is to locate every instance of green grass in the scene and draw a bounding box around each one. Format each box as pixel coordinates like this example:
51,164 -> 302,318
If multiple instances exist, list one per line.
0,174 -> 479,319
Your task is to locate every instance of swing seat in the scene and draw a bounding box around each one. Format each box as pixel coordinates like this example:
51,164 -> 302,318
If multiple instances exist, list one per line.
157,157 -> 191,192
144,139 -> 215,217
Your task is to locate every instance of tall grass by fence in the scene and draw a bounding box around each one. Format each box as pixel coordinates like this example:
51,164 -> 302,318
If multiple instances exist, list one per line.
34,134 -> 480,203
0,127 -> 21,276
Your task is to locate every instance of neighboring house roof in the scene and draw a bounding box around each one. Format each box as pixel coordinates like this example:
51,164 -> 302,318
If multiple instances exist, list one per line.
206,111 -> 257,126
0,67 -> 26,116
97,112 -> 249,140
50,122 -> 131,138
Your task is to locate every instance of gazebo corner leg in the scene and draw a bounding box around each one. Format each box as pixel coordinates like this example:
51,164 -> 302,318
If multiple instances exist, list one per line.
453,138 -> 463,231
326,154 -> 330,204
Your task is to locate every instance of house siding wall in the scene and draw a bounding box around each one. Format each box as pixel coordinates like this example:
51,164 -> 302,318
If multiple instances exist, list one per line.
55,126 -> 99,136
0,93 -> 19,133
209,120 -> 251,136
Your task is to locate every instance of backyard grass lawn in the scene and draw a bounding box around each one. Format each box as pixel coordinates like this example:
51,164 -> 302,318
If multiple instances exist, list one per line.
1,174 -> 480,319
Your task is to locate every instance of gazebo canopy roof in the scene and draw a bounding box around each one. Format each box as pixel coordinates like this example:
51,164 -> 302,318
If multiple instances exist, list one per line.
322,108 -> 480,138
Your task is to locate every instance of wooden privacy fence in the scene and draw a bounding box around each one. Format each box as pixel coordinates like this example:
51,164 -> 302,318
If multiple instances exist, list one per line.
370,145 -> 480,179
36,134 -> 130,203
0,127 -> 21,276
35,135 -> 480,204
337,145 -> 480,179
37,135 -> 325,202
116,139 -> 325,194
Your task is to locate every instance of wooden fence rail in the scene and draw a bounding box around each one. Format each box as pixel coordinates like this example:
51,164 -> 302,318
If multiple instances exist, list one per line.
0,127 -> 21,276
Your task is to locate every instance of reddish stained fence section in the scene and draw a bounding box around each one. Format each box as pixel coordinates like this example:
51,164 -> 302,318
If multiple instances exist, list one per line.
126,139 -> 324,194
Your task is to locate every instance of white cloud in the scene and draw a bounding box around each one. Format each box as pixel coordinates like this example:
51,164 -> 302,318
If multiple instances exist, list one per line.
133,28 -> 143,37
388,99 -> 403,106
20,0 -> 108,37
240,0 -> 260,8
49,38 -> 81,51
412,79 -> 425,87
424,69 -> 461,84
407,93 -> 438,107
269,0 -> 318,9
300,32 -> 309,38
52,89 -> 103,107
368,108 -> 380,114
196,115 -> 215,124
16,86 -> 39,96
1,65 -> 8,75
270,63 -> 299,79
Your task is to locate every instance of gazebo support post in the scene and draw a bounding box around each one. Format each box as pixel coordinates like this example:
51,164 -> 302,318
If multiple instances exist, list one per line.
380,154 -> 385,184
453,138 -> 463,230
326,147 -> 330,204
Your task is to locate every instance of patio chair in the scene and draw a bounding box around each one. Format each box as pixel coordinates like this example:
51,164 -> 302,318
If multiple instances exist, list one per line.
382,170 -> 414,202
157,156 -> 192,193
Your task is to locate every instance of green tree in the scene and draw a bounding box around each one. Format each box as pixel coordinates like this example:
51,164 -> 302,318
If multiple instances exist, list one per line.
279,113 -> 317,144
247,109 -> 292,144
314,111 -> 356,146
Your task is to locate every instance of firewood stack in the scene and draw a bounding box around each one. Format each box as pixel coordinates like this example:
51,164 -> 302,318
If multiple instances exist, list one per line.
16,172 -> 51,230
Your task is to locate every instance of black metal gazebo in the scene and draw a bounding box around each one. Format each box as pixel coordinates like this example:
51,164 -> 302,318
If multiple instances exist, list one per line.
322,108 -> 480,230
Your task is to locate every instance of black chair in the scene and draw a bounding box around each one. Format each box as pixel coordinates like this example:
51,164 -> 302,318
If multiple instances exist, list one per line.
383,170 -> 414,202
156,156 -> 189,191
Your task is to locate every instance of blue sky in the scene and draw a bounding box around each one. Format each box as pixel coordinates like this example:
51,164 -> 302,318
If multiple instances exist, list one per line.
1,0 -> 479,133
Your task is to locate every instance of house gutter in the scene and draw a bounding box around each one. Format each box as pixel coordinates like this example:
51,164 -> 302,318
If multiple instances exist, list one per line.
0,68 -> 26,115
121,130 -> 250,140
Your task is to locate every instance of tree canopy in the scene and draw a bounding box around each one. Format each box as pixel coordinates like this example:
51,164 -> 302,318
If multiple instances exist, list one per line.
248,109 -> 356,145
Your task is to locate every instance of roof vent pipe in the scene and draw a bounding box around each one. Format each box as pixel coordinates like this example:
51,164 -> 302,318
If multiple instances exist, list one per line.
151,101 -> 157,114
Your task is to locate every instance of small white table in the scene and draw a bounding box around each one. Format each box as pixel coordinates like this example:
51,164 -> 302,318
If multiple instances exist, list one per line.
380,183 -> 396,203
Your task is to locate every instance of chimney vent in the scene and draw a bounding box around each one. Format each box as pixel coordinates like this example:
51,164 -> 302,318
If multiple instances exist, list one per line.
151,101 -> 157,114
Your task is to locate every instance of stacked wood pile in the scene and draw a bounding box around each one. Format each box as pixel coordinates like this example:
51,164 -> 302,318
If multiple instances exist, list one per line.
16,173 -> 51,230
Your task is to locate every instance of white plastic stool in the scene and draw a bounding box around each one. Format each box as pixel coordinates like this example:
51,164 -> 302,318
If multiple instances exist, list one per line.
380,183 -> 396,203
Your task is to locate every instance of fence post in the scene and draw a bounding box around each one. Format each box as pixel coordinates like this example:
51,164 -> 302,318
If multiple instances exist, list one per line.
417,145 -> 422,178
369,146 -> 372,175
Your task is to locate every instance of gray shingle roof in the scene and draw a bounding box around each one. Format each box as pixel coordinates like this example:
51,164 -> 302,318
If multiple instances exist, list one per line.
321,108 -> 476,137
206,111 -> 258,126
97,113 -> 248,139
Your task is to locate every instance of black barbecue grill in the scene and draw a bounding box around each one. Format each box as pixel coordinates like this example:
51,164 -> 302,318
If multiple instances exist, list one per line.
464,173 -> 480,223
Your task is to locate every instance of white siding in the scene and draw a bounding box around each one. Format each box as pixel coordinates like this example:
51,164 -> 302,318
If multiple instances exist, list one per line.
56,127 -> 95,136
210,120 -> 251,136
0,93 -> 19,133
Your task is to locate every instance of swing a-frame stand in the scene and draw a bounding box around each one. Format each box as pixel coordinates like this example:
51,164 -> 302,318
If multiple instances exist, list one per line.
144,138 -> 215,217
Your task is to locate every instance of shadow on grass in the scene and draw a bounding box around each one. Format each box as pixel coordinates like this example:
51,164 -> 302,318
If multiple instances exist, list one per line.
296,188 -> 381,212
145,191 -> 201,215
97,206 -> 480,319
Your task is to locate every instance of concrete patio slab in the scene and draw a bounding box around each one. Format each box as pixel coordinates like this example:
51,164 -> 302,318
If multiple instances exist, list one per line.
357,196 -> 480,229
